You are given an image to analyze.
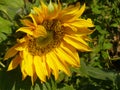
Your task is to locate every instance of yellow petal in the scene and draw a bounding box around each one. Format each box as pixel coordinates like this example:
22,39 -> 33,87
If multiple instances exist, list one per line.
29,14 -> 37,27
7,55 -> 21,71
33,7 -> 41,15
21,19 -> 34,27
76,3 -> 86,18
22,73 -> 27,80
17,37 -> 27,43
24,52 -> 34,76
50,51 -> 71,76
48,7 -> 59,20
20,60 -> 27,80
67,34 -> 88,46
33,14 -> 43,24
59,5 -> 79,22
20,51 -> 28,80
55,45 -> 79,67
62,23 -> 77,32
48,0 -> 61,20
4,44 -> 18,60
31,73 -> 37,85
32,7 -> 44,23
58,0 -> 61,10
42,55 -> 50,77
60,3 -> 85,22
61,42 -> 80,66
34,55 -> 46,82
17,27 -> 34,35
69,19 -> 94,28
63,35 -> 91,51
46,52 -> 59,80
81,35 -> 92,41
64,26 -> 94,35
60,14 -> 76,23
15,43 -> 26,51
76,28 -> 94,35
33,25 -> 47,38
40,0 -> 48,18
62,3 -> 80,15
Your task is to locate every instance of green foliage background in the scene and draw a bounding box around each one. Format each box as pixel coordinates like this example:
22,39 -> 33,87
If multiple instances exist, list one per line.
0,0 -> 120,90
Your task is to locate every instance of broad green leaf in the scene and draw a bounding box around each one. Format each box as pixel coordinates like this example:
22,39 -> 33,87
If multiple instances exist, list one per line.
87,66 -> 116,81
0,17 -> 11,33
0,0 -> 24,20
0,17 -> 12,42
0,32 -> 7,42
79,59 -> 116,81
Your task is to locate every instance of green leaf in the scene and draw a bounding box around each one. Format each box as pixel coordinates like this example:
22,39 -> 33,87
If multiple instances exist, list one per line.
79,59 -> 116,81
79,58 -> 89,77
0,17 -> 12,34
0,0 -> 24,20
0,32 -> 7,42
0,17 -> 12,42
87,66 -> 115,81
110,23 -> 119,27
91,5 -> 101,14
34,77 -> 57,90
103,42 -> 112,50
33,83 -> 41,90
96,25 -> 108,34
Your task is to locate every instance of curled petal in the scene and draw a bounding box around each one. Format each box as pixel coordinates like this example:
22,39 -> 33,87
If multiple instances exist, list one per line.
4,44 -> 19,60
7,55 -> 21,71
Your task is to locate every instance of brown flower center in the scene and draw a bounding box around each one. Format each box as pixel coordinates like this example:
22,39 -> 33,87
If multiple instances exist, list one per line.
28,19 -> 64,56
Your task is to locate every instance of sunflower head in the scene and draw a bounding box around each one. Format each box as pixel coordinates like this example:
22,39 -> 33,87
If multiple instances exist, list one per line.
4,0 -> 94,84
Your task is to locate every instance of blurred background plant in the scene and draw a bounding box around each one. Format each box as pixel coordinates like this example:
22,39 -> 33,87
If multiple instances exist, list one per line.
0,0 -> 120,90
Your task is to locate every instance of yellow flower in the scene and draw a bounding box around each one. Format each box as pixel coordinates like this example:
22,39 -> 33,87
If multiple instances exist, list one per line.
4,0 -> 94,84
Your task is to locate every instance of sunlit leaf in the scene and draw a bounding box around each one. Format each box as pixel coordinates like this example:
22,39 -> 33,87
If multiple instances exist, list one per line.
79,59 -> 116,81
0,17 -> 12,42
0,0 -> 24,20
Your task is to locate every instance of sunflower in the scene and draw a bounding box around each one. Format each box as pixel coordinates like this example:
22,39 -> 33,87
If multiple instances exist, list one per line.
4,0 -> 94,84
